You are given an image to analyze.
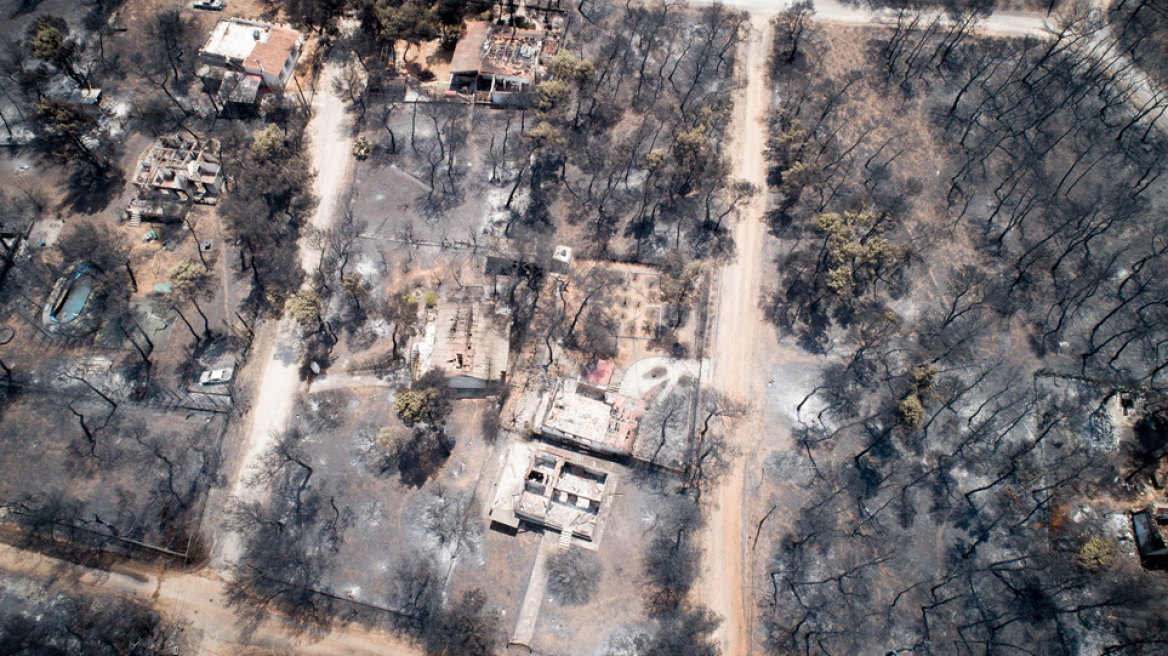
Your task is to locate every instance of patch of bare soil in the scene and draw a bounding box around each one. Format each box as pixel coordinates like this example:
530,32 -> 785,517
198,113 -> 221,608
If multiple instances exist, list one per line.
699,13 -> 772,656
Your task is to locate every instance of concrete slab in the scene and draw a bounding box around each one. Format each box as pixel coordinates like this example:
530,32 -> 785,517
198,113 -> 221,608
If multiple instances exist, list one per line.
619,356 -> 705,399
510,532 -> 556,647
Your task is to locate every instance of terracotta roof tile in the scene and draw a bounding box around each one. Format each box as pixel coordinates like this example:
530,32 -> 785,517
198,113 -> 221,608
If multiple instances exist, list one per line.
245,26 -> 300,78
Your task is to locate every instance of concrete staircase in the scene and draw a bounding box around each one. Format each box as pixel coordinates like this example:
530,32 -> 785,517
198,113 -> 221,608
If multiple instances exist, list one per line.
606,369 -> 623,396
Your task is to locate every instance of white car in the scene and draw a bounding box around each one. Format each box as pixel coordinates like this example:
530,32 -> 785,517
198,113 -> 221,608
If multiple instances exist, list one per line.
199,368 -> 234,385
193,0 -> 226,10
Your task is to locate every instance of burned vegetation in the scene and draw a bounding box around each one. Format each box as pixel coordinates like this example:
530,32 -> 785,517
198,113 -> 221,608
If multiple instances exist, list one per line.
7,0 -> 1168,652
0,575 -> 184,655
0,0 -> 327,605
758,4 -> 1168,654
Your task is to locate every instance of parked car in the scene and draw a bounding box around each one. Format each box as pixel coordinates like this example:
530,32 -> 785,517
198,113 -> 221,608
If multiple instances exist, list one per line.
193,0 -> 226,10
199,368 -> 234,385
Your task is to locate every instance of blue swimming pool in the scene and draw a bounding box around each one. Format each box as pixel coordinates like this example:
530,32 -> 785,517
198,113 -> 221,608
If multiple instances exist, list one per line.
49,264 -> 95,324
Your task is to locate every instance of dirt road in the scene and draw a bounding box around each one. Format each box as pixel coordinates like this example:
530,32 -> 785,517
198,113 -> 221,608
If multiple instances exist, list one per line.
123,64 -> 370,653
696,9 -> 1046,656
715,0 -> 1051,36
1085,17 -> 1168,136
713,0 -> 1168,136
214,60 -> 356,569
0,541 -> 419,655
301,60 -> 357,274
700,14 -> 773,656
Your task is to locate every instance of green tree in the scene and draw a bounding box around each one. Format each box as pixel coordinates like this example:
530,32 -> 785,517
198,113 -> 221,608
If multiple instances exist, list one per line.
369,0 -> 440,58
341,273 -> 368,310
394,387 -> 442,427
1076,535 -> 1116,571
32,99 -> 109,174
25,15 -> 89,90
285,291 -> 321,329
815,209 -> 904,298
525,121 -> 563,149
168,259 -> 213,339
909,363 -> 937,393
897,394 -> 924,426
394,370 -> 451,428
252,124 -> 289,161
547,51 -> 594,85
536,79 -> 572,111
643,148 -> 668,172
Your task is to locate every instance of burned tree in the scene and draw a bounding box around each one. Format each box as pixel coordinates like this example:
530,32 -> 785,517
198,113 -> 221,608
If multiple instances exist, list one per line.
547,548 -> 602,605
227,425 -> 351,625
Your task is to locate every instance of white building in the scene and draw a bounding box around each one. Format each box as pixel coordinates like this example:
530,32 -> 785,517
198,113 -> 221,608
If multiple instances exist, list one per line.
199,19 -> 304,92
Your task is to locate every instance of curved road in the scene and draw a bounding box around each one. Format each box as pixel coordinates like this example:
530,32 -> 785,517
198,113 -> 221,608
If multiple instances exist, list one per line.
718,0 -> 1051,34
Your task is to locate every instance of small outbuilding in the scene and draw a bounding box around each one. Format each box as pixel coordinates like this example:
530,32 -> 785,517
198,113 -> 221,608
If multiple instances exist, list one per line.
1133,501 -> 1168,568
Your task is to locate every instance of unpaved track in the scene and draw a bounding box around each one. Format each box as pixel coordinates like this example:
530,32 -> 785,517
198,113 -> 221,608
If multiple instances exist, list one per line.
695,5 -> 1168,655
701,14 -> 772,656
301,60 -> 357,274
0,542 -> 418,655
215,60 -> 356,567
1085,18 -> 1168,136
0,59 -> 394,656
715,0 -> 1051,36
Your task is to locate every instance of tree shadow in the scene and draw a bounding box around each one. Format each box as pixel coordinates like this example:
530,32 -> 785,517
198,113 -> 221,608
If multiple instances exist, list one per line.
397,430 -> 454,488
9,0 -> 46,19
62,168 -> 126,215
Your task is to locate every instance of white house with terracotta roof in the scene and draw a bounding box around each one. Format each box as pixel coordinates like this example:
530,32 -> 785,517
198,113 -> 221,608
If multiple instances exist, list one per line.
198,19 -> 304,92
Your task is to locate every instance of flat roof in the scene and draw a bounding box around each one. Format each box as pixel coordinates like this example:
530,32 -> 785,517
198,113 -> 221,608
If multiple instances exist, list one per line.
201,19 -> 301,75
540,379 -> 644,455
203,19 -> 273,61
